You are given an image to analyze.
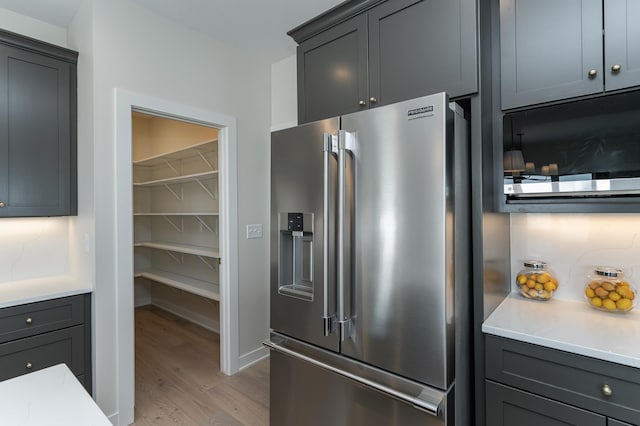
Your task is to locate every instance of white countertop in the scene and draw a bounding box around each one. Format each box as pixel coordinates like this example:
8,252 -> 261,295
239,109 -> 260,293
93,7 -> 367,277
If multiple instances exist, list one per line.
0,364 -> 110,425
482,293 -> 640,368
0,276 -> 91,308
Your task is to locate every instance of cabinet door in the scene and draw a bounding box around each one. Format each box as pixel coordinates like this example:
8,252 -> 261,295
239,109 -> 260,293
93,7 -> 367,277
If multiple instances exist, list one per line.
486,381 -> 606,426
500,0 -> 603,109
297,14 -> 368,124
608,419 -> 634,426
368,0 -> 477,107
0,45 -> 74,216
604,0 -> 640,92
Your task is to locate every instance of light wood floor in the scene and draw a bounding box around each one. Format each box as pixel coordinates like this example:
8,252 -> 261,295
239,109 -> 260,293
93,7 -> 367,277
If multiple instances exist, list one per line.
133,306 -> 269,425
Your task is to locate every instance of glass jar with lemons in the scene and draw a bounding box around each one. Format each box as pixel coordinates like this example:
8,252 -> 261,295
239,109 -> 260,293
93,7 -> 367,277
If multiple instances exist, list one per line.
585,267 -> 636,313
516,260 -> 558,300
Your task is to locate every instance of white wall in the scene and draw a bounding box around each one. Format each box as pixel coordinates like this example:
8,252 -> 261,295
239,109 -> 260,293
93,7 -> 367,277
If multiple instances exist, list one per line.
0,8 -> 68,47
510,213 -> 640,303
66,0 -> 271,421
271,54 -> 298,131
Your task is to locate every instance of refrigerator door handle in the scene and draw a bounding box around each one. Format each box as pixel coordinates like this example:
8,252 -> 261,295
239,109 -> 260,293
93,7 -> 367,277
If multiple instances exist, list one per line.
322,133 -> 338,336
264,337 -> 444,417
337,130 -> 354,341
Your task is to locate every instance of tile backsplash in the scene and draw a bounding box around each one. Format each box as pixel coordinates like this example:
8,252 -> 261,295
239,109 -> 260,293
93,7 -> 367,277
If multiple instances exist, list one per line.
0,217 -> 70,283
510,213 -> 640,303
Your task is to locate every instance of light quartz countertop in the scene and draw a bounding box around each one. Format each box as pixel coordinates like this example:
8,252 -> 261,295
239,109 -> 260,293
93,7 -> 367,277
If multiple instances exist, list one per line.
0,276 -> 91,308
482,293 -> 640,369
0,363 -> 110,425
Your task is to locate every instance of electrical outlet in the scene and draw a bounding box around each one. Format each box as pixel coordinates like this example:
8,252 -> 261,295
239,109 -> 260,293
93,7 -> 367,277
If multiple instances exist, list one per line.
246,224 -> 263,239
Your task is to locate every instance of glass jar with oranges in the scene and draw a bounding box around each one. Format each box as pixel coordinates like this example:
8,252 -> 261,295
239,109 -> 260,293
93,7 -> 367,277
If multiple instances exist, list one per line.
516,260 -> 558,300
584,267 -> 636,313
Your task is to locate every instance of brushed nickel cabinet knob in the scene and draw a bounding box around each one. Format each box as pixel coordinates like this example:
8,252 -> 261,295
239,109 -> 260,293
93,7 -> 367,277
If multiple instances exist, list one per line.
26,362 -> 33,369
369,97 -> 378,104
0,201 -> 5,208
611,64 -> 622,73
588,69 -> 598,78
359,100 -> 366,106
25,317 -> 33,324
602,383 -> 612,397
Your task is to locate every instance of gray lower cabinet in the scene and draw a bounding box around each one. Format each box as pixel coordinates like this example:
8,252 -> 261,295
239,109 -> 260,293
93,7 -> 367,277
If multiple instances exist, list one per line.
485,334 -> 640,425
293,0 -> 477,123
0,294 -> 91,394
486,381 -> 605,426
0,30 -> 77,217
500,0 -> 640,110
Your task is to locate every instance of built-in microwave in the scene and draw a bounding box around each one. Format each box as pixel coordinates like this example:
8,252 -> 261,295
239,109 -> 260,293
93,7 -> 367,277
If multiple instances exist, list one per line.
503,91 -> 640,201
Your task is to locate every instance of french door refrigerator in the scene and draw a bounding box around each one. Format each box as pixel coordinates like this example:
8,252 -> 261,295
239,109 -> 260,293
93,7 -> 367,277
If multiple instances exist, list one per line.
266,92 -> 472,426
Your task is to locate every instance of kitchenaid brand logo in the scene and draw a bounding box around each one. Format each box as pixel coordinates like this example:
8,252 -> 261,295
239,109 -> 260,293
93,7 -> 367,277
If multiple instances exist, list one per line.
407,105 -> 434,120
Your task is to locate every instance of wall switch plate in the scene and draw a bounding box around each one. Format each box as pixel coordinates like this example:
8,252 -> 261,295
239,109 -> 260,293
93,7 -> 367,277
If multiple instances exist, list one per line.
246,224 -> 263,239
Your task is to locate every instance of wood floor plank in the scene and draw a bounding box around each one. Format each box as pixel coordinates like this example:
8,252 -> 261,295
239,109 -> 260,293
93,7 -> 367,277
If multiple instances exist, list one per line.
133,305 -> 269,425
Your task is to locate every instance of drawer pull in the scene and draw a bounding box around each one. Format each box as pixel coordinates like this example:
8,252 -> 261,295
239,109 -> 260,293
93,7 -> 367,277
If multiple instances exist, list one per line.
25,317 -> 33,325
26,362 -> 33,369
601,383 -> 613,397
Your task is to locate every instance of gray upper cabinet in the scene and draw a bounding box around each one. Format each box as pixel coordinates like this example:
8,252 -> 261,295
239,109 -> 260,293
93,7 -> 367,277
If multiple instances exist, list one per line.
292,0 -> 478,123
500,0 -> 640,110
500,0 -> 603,110
0,30 -> 77,217
604,0 -> 640,92
369,0 -> 477,108
297,14 -> 368,124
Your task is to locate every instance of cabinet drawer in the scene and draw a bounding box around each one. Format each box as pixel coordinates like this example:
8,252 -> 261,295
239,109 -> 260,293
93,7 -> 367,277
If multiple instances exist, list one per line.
0,325 -> 84,381
0,295 -> 85,343
486,335 -> 640,425
486,380 -> 605,426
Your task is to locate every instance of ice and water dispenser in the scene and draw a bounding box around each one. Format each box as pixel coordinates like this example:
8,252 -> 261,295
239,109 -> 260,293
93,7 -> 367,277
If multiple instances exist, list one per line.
278,212 -> 314,301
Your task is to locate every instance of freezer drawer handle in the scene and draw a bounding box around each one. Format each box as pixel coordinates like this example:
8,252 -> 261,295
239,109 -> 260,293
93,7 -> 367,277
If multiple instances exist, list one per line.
264,339 -> 444,417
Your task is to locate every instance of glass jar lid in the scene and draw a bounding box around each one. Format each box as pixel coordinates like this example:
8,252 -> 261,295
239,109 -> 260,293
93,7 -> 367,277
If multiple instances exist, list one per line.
523,260 -> 547,269
595,266 -> 623,278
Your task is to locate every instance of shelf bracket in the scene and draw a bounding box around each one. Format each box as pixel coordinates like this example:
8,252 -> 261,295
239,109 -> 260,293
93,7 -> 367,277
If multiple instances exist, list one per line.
194,178 -> 215,199
163,183 -> 183,201
162,215 -> 183,232
163,159 -> 179,176
194,215 -> 214,233
195,149 -> 214,171
197,255 -> 216,271
165,250 -> 184,264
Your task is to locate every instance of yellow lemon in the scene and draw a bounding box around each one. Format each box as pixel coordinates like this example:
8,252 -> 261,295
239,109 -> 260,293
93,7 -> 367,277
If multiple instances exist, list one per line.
517,274 -> 527,285
608,291 -> 621,301
585,287 -> 595,298
616,298 -> 632,311
544,281 -> 557,292
602,299 -> 616,311
534,283 -> 543,291
536,273 -> 550,284
526,279 -> 536,289
617,286 -> 635,300
591,297 -> 603,307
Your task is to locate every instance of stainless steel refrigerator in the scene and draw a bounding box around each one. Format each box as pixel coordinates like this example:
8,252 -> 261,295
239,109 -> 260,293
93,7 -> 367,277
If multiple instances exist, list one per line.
266,93 -> 472,425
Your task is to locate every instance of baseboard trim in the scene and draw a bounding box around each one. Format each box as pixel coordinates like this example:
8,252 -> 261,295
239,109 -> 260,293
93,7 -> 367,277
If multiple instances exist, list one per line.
107,412 -> 119,425
239,345 -> 269,371
150,300 -> 220,334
